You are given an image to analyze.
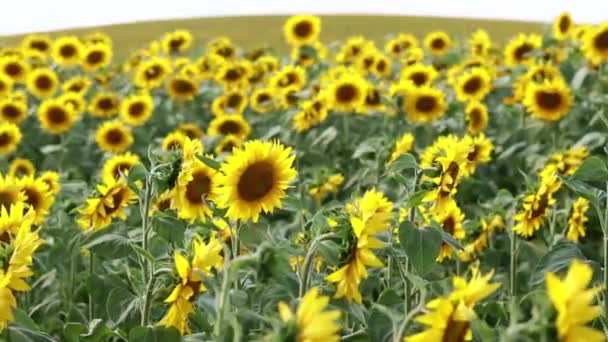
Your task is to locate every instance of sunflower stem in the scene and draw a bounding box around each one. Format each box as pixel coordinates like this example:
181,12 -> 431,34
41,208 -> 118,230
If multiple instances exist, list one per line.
140,174 -> 154,326
394,286 -> 426,342
603,181 -> 608,318
231,220 -> 241,290
299,233 -> 335,297
88,252 -> 94,322
509,226 -> 518,319
215,245 -> 233,339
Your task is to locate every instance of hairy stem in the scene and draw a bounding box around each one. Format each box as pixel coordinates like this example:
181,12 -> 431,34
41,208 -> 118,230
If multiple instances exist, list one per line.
215,245 -> 233,339
299,233 -> 335,297
140,176 -> 154,326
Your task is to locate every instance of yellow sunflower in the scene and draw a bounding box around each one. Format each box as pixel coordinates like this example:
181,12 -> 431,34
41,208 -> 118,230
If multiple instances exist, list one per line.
176,123 -> 204,140
513,174 -> 561,237
172,158 -> 219,222
162,131 -> 188,152
469,29 -> 492,57
291,41 -> 328,67
7,159 -> 35,178
101,152 -> 140,183
336,36 -> 375,65
553,12 -> 574,40
59,92 -> 86,117
523,78 -> 572,121
308,173 -> 344,202
81,43 -> 113,72
26,67 -> 58,98
77,176 -> 137,231
21,34 -> 52,59
385,33 -> 419,58
161,30 -> 193,54
0,56 -> 29,83
211,90 -> 248,116
327,74 -> 367,113
83,32 -> 113,47
566,198 -> 589,242
167,76 -> 199,101
62,76 -> 92,95
424,31 -> 452,56
89,92 -> 120,118
17,176 -> 54,224
215,135 -> 242,155
270,65 -> 307,92
283,15 -> 322,46
95,120 -> 133,153
51,36 -> 83,66
0,74 -> 13,97
216,140 -> 297,222
0,96 -> 27,124
293,97 -> 329,132
461,133 -> 494,175
402,86 -> 447,123
277,288 -> 341,341
0,122 -> 21,156
582,23 -> 608,66
0,175 -> 26,210
388,132 -> 415,164
434,201 -> 466,262
133,57 -> 172,89
250,87 -> 275,113
455,67 -> 492,103
120,92 -> 154,126
38,171 -> 61,195
214,61 -> 252,90
465,101 -> 489,134
504,33 -> 542,67
399,63 -> 439,88
37,98 -> 77,134
208,115 -> 251,140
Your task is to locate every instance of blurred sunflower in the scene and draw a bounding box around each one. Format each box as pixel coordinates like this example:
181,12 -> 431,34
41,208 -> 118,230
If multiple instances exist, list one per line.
162,131 -> 188,152
62,76 -> 92,95
465,101 -> 489,134
89,92 -> 120,118
17,176 -> 54,224
385,33 -> 418,58
215,61 -> 252,90
162,30 -> 193,54
0,74 -> 12,97
402,86 -> 447,123
83,32 -> 113,47
504,33 -> 542,66
95,120 -> 133,153
173,158 -> 219,222
362,86 -> 386,113
82,43 -> 113,72
37,98 -> 77,134
215,135 -> 242,155
101,152 -> 140,183
51,36 -> 82,66
336,36 -> 375,65
0,56 -> 29,83
523,78 -> 572,121
469,29 -> 492,57
21,34 -> 52,59
455,67 -> 492,102
399,63 -> 438,88
38,171 -> 61,195
250,87 -> 275,113
462,133 -> 493,175
0,96 -> 27,124
176,123 -> 204,140
553,12 -> 574,40
208,37 -> 237,61
270,65 -> 307,92
566,197 -> 589,242
216,140 -> 297,222
283,15 -> 321,46
582,23 -> 608,66
7,158 -> 35,178
0,123 -> 21,155
77,176 -> 136,231
293,97 -> 329,132
133,57 -> 172,89
0,175 -> 25,210
59,92 -> 86,117
513,173 -> 561,237
434,201 -> 466,262
167,76 -> 199,101
424,31 -> 452,55
26,67 -> 58,98
388,132 -> 415,164
291,41 -> 327,67
211,90 -> 248,116
208,115 -> 251,140
327,74 -> 367,112
120,92 -> 154,126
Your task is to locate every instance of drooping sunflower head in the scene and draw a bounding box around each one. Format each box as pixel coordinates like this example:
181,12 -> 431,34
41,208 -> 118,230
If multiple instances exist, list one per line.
102,152 -> 141,183
89,92 -> 120,118
95,120 -> 134,153
582,23 -> 608,66
162,29 -> 193,54
327,74 -> 367,113
82,43 -> 113,72
167,76 -> 199,101
172,159 -> 219,222
37,98 -> 78,134
21,34 -> 52,59
283,15 -> 322,46
8,158 -> 35,178
38,171 -> 61,195
208,115 -> 251,140
0,56 -> 29,83
424,31 -> 452,56
434,201 -> 466,262
455,67 -> 492,103
553,12 -> 574,40
0,96 -> 27,124
523,78 -> 572,121
162,131 -> 188,152
403,86 -> 447,123
216,140 -> 297,222
0,122 -> 22,155
133,57 -> 172,89
215,135 -> 242,155
77,176 -> 137,231
120,92 -> 154,126
504,33 -> 542,67
176,123 -> 204,140
293,97 -> 329,132
469,29 -> 492,57
208,37 -> 237,61
362,86 -> 386,114
51,36 -> 83,66
372,53 -> 391,77
63,76 -> 92,95
26,67 -> 58,98
399,63 -> 439,88
465,101 -> 489,134
461,133 -> 494,175
17,175 -> 54,224
250,87 -> 275,113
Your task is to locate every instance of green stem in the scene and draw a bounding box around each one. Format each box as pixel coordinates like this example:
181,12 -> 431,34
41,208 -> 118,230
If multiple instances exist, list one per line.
299,233 -> 335,297
140,176 -> 154,326
231,221 -> 241,290
604,182 -> 608,318
88,253 -> 94,322
215,245 -> 233,339
394,287 -> 427,342
509,227 -> 518,323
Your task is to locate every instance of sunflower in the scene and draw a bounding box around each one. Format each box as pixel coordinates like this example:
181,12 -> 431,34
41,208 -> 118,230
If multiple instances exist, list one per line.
82,43 -> 112,72
152,190 -> 173,213
62,76 -> 92,95
283,15 -> 322,46
424,31 -> 452,56
464,101 -> 488,134
503,33 -> 542,67
38,171 -> 61,195
276,288 -> 341,342
214,61 -> 252,90
523,78 -> 572,121
207,37 -> 237,61
211,90 -> 248,116
89,92 -> 120,118
26,67 -> 58,98
0,123 -> 21,156
101,152 -> 140,183
7,159 -> 35,178
95,120 -> 133,153
37,99 -> 77,134
59,92 -> 86,117
434,201 -> 466,262
384,33 -> 419,58
176,123 -> 204,140
402,86 -> 447,123
0,56 -> 29,83
0,74 -> 13,97
327,74 -> 367,113
388,132 -> 415,164
208,115 -> 251,140
469,29 -> 491,57
250,87 -> 275,113
308,173 -> 344,202
215,135 -> 242,155
293,97 -> 329,132
455,67 -> 492,102
291,41 -> 328,67
21,34 -> 52,59
582,23 -> 608,66
566,197 -> 589,242
77,176 -> 137,231
216,140 -> 297,222
553,12 -> 574,40
270,65 -> 307,92
513,173 -> 561,237
120,92 -> 154,126
83,32 -> 113,47
402,47 -> 425,66
17,176 -> 54,224
133,57 -> 172,89
0,175 -> 25,210
336,36 -> 375,65
0,96 -> 27,124
167,76 -> 199,101
162,30 -> 193,54
173,158 -> 219,222
161,131 -> 188,151
399,63 -> 438,88
545,259 -> 604,342
51,36 -> 82,66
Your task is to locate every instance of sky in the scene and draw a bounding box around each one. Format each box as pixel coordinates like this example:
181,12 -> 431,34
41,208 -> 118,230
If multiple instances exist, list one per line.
0,0 -> 605,36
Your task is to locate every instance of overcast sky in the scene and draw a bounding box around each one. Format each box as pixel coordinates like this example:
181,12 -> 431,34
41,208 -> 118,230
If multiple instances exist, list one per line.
0,0 -> 605,36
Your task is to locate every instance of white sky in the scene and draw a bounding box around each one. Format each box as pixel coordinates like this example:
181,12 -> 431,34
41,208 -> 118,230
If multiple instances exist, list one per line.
0,0 -> 606,36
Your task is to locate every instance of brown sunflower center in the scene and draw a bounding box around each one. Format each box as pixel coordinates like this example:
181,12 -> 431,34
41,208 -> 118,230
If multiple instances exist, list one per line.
15,165 -> 31,177
593,30 -> 608,51
220,141 -> 236,153
535,90 -> 562,110
47,106 -> 68,124
218,120 -> 242,135
185,170 -> 211,204
0,132 -> 12,147
145,65 -> 164,79
128,102 -> 146,117
5,63 -> 22,77
2,104 -> 20,119
0,190 -> 17,209
87,50 -> 105,65
559,16 -> 571,34
224,69 -> 242,82
376,60 -> 388,73
293,21 -> 313,38
463,76 -> 482,94
97,97 -> 116,111
30,40 -> 49,51
415,95 -> 437,113
105,188 -> 126,215
23,188 -> 41,210
514,43 -> 533,62
410,72 -> 428,86
68,82 -> 85,93
468,146 -> 481,162
216,46 -> 234,59
468,108 -> 483,127
35,75 -> 53,90
156,197 -> 172,211
226,94 -> 243,109
431,38 -> 446,50
365,90 -> 381,106
279,72 -> 299,87
113,163 -> 133,178
169,38 -> 185,51
443,216 -> 456,235
237,161 -> 275,202
443,318 -> 470,342
59,44 -> 77,58
105,129 -> 125,145
172,79 -> 195,95
335,84 -> 357,103
256,93 -> 271,104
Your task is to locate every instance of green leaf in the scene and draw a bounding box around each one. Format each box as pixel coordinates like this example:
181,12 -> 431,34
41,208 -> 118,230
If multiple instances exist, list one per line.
571,156 -> 608,182
406,190 -> 429,208
83,233 -> 132,260
560,176 -> 605,202
440,231 -> 464,251
128,326 -> 181,342
570,67 -> 589,89
398,221 -> 442,274
127,163 -> 148,184
152,212 -> 186,245
352,141 -> 377,159
106,287 -> 138,326
63,323 -> 87,342
387,153 -> 417,174
529,241 -> 584,286
8,326 -> 56,342
367,307 -> 392,342
196,155 -> 221,171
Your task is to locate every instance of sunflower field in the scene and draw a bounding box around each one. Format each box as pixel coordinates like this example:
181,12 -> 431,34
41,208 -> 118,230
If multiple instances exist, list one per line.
0,11 -> 607,341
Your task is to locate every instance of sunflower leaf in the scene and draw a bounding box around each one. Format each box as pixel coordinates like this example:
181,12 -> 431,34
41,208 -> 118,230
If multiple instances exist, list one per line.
571,156 -> 608,182
386,153 -> 417,175
196,155 -> 221,171
398,221 -> 441,274
128,326 -> 181,342
529,240 -> 585,286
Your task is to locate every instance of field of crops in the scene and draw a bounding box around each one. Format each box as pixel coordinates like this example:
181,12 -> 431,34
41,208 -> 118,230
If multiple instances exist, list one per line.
0,12 -> 608,341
